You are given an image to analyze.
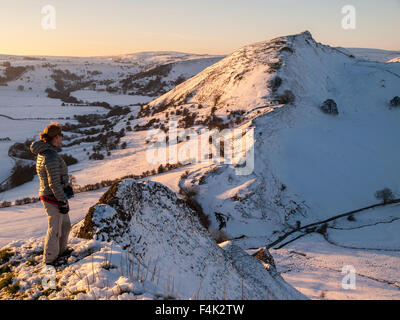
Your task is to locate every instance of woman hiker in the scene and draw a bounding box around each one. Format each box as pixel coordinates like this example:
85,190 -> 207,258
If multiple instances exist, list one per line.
30,122 -> 74,266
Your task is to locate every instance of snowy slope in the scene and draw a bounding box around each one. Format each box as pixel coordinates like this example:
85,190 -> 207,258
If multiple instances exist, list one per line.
137,35 -> 289,128
0,52 -> 223,100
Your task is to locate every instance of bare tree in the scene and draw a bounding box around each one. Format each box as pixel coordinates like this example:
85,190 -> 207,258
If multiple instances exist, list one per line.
374,188 -> 395,204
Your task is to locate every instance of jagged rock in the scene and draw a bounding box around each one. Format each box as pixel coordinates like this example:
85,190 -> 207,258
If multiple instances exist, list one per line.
77,179 -> 306,299
278,90 -> 295,104
252,248 -> 276,270
390,96 -> 400,107
320,99 -> 339,115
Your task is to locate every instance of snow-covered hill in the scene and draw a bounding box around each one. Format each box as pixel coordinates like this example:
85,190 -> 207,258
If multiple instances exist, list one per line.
135,33 -> 291,128
165,31 -> 400,248
1,31 -> 399,300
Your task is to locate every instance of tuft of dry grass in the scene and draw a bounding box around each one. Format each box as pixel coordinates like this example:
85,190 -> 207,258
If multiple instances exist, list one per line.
0,248 -> 14,264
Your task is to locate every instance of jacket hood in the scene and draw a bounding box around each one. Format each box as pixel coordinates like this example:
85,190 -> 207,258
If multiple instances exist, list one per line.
30,140 -> 57,155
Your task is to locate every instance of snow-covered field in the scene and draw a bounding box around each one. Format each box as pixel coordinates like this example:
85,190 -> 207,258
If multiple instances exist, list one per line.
72,90 -> 152,106
0,179 -> 305,300
0,91 -> 109,189
344,48 -> 400,63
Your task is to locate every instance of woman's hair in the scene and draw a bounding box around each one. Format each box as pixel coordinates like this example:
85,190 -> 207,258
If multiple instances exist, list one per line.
40,122 -> 62,143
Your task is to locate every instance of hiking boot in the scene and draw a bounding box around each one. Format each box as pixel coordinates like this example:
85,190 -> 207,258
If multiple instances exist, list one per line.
52,248 -> 74,267
59,247 -> 74,258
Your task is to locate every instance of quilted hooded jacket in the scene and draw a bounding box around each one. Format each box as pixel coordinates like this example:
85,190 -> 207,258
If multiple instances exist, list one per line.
30,140 -> 69,203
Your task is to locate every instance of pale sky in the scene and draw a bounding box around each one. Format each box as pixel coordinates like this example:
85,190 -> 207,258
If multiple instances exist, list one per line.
0,0 -> 398,57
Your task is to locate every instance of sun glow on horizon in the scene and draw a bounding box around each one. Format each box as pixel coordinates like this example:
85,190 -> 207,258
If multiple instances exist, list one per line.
0,0 -> 398,57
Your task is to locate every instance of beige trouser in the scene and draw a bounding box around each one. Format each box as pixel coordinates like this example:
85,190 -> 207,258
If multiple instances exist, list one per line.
42,201 -> 71,264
